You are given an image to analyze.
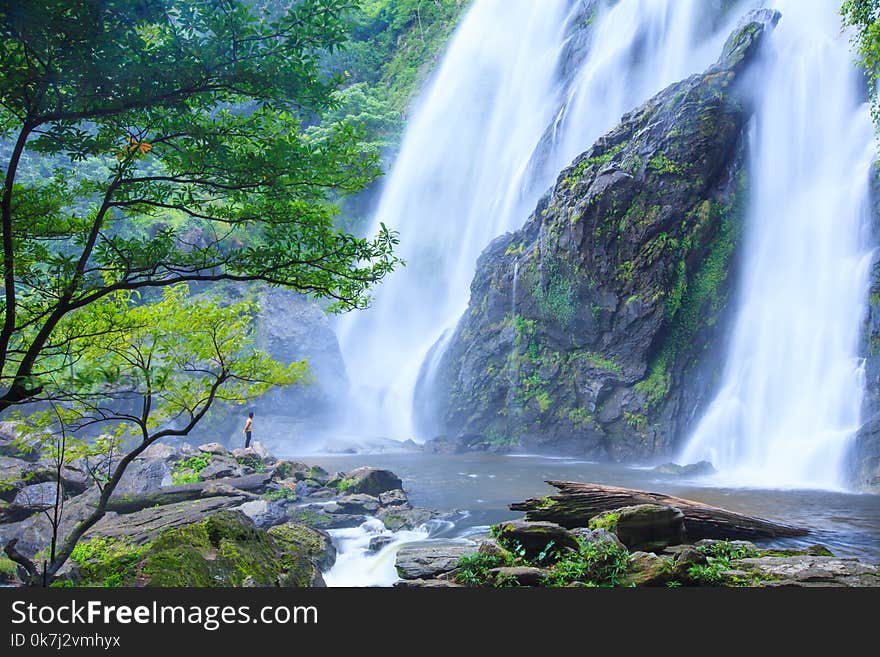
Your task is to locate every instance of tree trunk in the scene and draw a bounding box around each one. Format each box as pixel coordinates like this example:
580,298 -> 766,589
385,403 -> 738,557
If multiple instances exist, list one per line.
510,481 -> 808,540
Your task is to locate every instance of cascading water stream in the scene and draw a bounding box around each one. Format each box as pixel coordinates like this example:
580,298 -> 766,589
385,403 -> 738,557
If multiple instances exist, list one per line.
681,0 -> 876,490
336,0 -> 741,442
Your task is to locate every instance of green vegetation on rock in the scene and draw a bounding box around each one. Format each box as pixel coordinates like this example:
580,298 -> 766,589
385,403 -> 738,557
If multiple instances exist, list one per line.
171,455 -> 211,486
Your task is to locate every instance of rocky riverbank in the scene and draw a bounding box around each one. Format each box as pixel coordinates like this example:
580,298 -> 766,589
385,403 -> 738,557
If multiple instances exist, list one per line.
0,430 -> 435,587
394,485 -> 880,588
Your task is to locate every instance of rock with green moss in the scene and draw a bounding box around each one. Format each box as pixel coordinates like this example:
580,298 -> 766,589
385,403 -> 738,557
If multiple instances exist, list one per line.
492,520 -> 581,560
0,555 -> 19,585
340,467 -> 402,497
620,551 -> 674,587
417,11 -> 780,460
377,507 -> 434,531
730,555 -> 879,587
589,504 -> 685,552
268,522 -> 336,571
67,511 -> 324,588
653,461 -> 716,476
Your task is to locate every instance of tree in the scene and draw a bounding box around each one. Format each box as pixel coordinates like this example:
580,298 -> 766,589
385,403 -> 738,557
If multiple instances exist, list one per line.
0,0 -> 400,413
4,284 -> 303,586
842,0 -> 880,124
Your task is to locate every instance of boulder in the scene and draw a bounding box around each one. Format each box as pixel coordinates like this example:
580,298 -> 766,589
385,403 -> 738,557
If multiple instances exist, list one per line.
488,566 -> 545,586
268,522 -> 336,571
368,535 -> 395,553
478,539 -> 512,560
197,442 -> 229,456
418,12 -> 780,459
732,555 -> 879,587
339,467 -> 402,497
379,489 -> 410,507
70,510 -> 324,587
0,457 -> 54,501
377,507 -> 434,531
333,494 -> 381,515
571,527 -> 626,552
620,551 -> 675,587
0,422 -> 38,461
492,520 -> 581,560
653,461 -> 716,476
234,499 -> 287,529
671,545 -> 708,582
250,441 -> 271,461
198,460 -> 242,481
395,542 -> 477,580
287,507 -> 364,530
12,481 -> 58,511
89,496 -> 248,545
139,442 -> 185,462
394,578 -> 463,588
114,458 -> 173,496
588,504 -> 685,551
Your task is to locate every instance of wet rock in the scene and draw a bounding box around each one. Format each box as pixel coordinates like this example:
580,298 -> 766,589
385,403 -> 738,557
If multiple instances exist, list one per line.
377,507 -> 435,531
287,506 -> 363,530
589,504 -> 685,551
671,545 -> 708,581
333,494 -> 381,515
140,442 -> 186,462
493,520 -> 581,560
394,578 -> 463,588
478,539 -> 512,560
395,542 -> 477,580
0,422 -> 38,461
420,12 -> 780,459
89,497 -> 247,545
0,457 -> 55,502
234,499 -> 287,529
733,555 -> 879,587
81,511 -> 323,587
198,459 -> 242,481
653,461 -> 716,476
5,482 -> 58,521
488,566 -> 546,586
368,535 -> 395,553
114,458 -> 173,496
198,442 -> 229,456
571,527 -> 626,551
341,467 -> 402,497
620,551 -> 674,587
268,522 -> 336,571
379,489 -> 410,507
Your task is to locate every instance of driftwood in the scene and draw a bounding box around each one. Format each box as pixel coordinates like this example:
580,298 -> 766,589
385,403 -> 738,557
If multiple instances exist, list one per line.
106,473 -> 269,514
510,481 -> 808,540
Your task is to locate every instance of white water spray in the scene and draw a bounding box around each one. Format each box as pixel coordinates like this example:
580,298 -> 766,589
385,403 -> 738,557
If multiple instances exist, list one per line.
681,0 -> 876,490
337,0 -> 740,441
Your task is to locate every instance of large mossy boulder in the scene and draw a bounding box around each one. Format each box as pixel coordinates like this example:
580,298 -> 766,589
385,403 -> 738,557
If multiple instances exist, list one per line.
63,511 -> 324,588
492,520 -> 581,560
588,504 -> 685,552
268,522 -> 336,571
339,467 -> 403,497
417,11 -> 780,460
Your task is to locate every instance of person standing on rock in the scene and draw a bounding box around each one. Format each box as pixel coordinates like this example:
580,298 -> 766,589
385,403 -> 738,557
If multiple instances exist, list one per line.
243,412 -> 254,448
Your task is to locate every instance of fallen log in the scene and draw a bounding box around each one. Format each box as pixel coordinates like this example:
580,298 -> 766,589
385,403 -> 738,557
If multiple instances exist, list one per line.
510,481 -> 808,540
106,473 -> 269,514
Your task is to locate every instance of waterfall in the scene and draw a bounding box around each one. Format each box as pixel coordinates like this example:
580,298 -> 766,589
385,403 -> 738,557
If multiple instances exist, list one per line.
681,0 -> 876,490
336,0 -> 742,441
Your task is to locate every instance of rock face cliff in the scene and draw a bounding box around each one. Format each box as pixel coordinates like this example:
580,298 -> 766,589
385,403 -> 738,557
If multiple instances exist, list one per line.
416,12 -> 779,460
855,184 -> 880,492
